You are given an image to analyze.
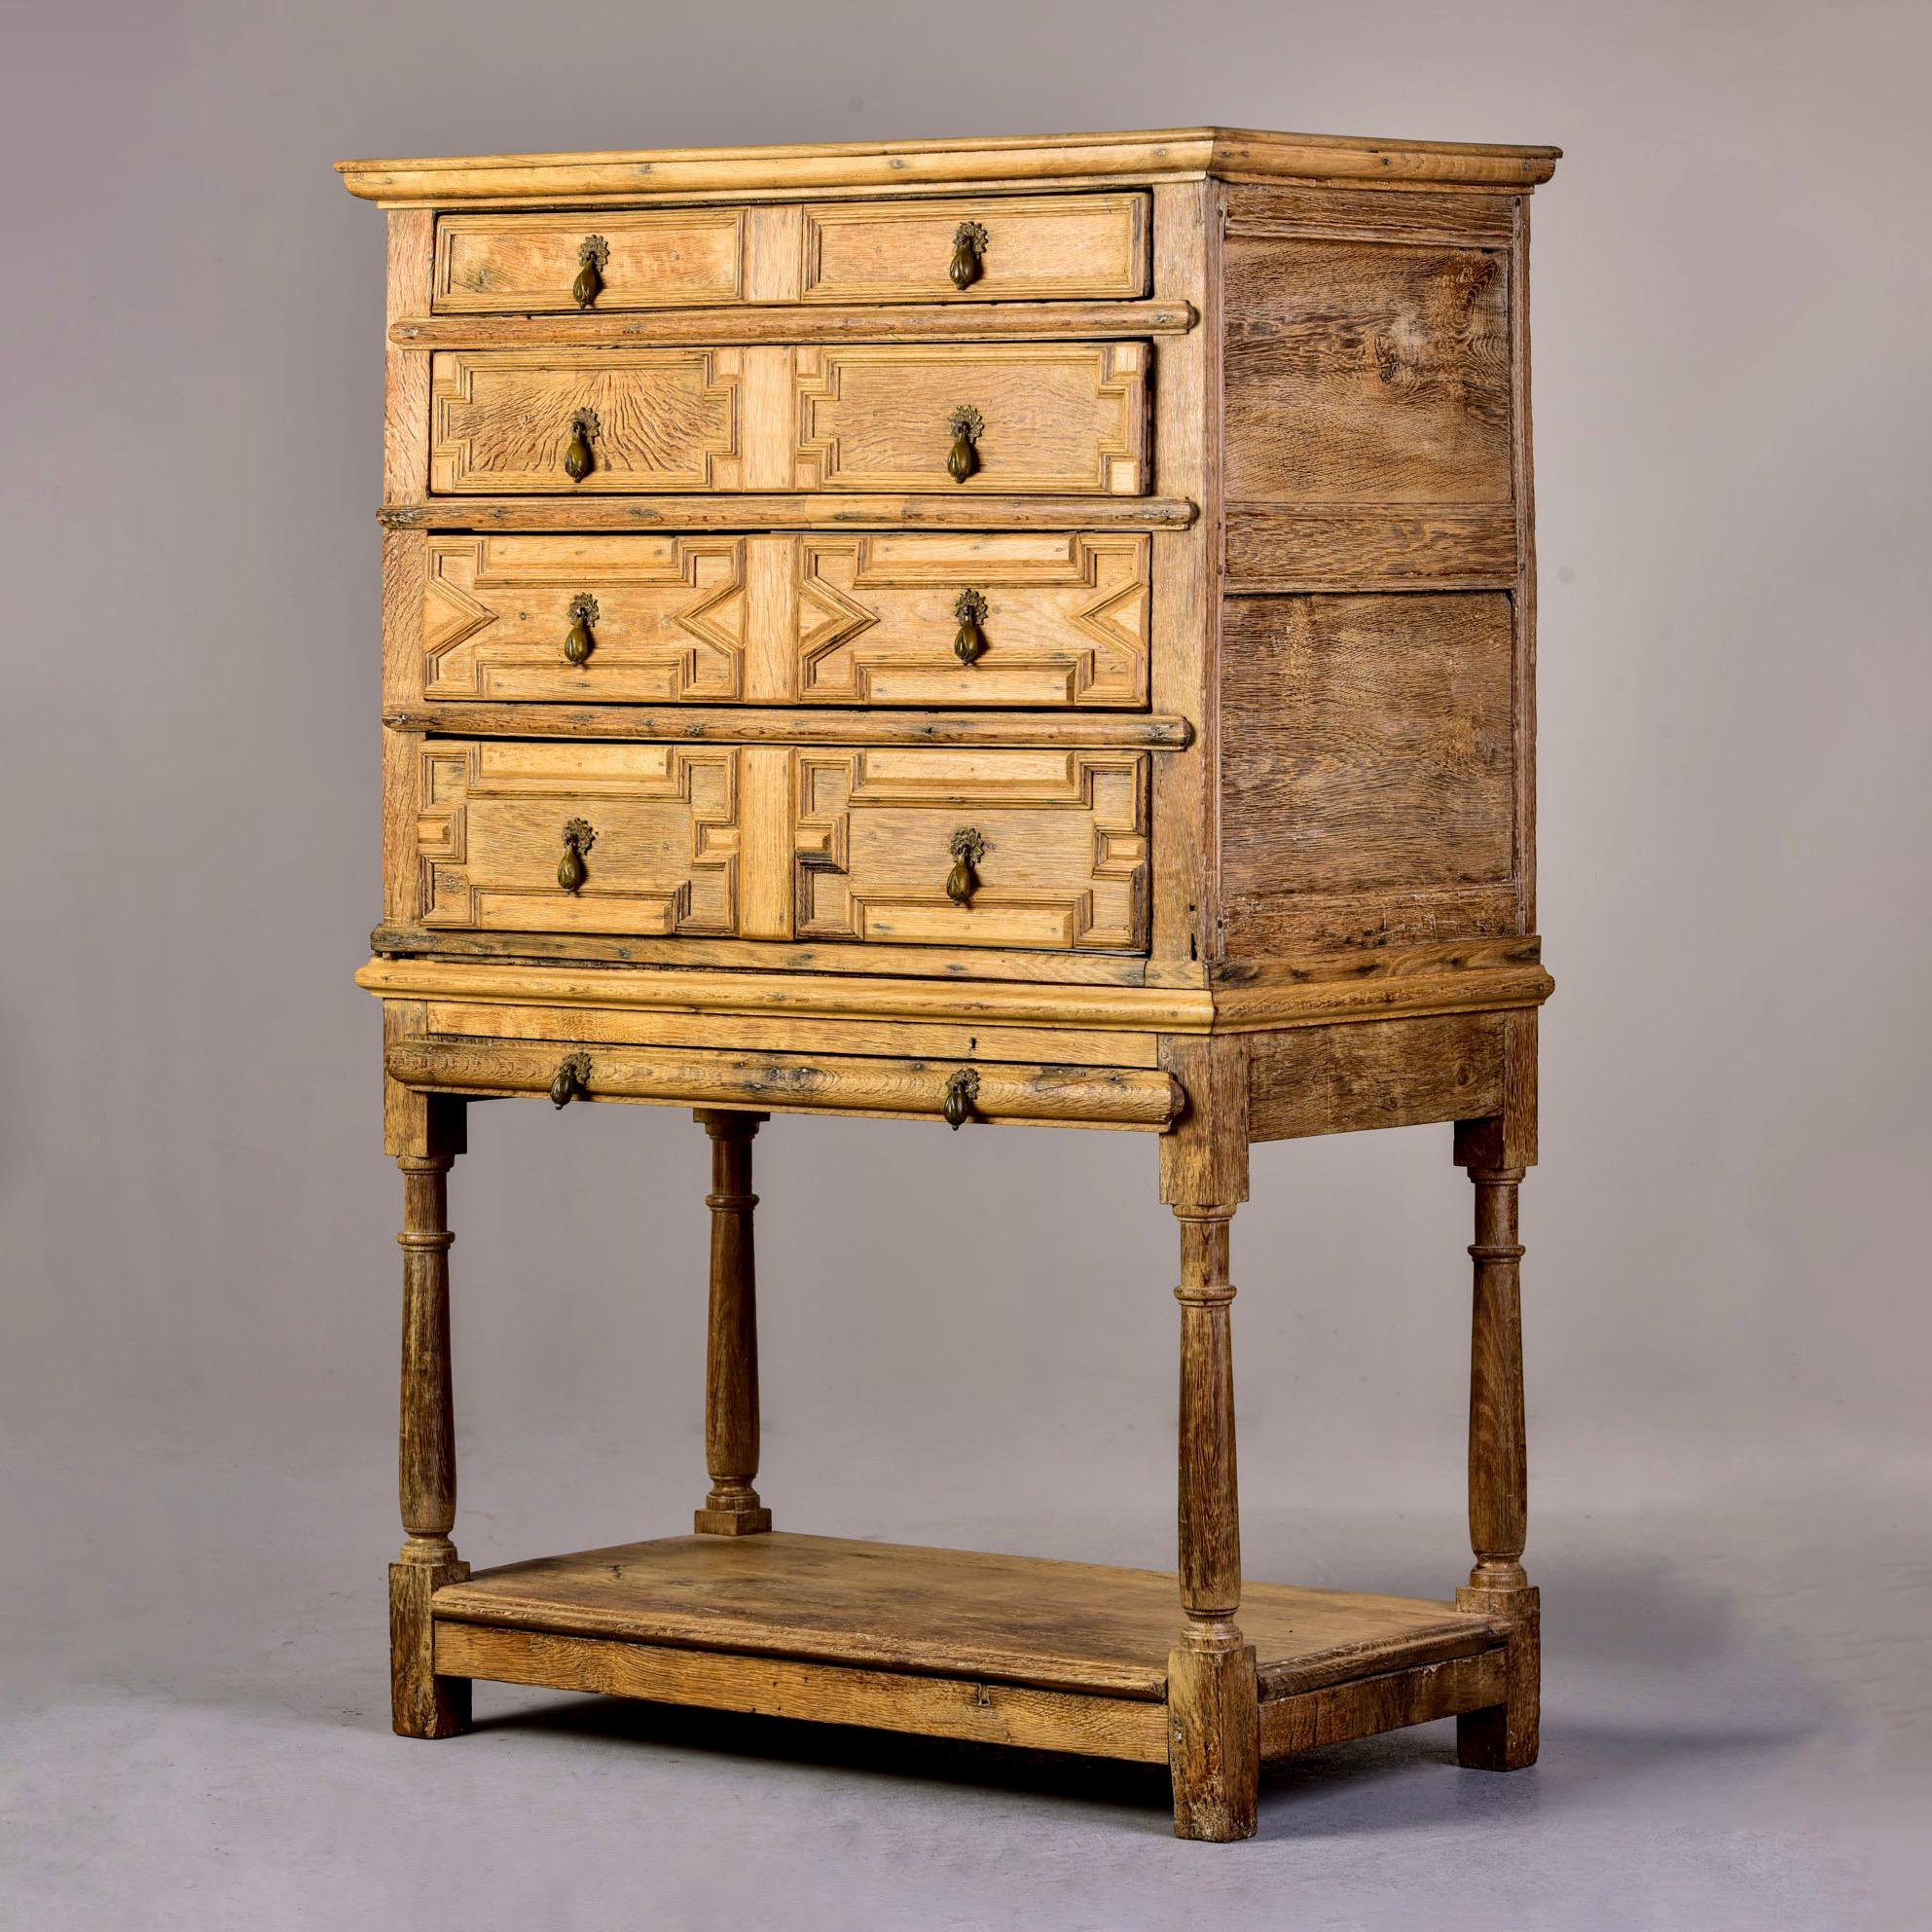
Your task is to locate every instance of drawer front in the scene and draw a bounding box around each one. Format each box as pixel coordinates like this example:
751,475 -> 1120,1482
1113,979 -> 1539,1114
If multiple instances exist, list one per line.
425,195 -> 1148,313
795,748 -> 1148,952
417,531 -> 1148,709
415,741 -> 745,936
422,534 -> 748,701
432,209 -> 747,313
794,344 -> 1148,495
429,345 -> 1148,496
430,348 -> 746,494
410,742 -> 1149,952
801,194 -> 1149,303
795,531 -> 1149,707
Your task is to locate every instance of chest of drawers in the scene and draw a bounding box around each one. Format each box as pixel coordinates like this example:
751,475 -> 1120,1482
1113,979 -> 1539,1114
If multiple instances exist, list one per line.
341,126 -> 1560,1840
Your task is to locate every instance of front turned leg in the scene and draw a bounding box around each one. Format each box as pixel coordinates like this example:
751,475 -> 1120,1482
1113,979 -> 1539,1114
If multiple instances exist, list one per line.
389,1091 -> 471,1738
1454,1153 -> 1540,1770
692,1110 -> 773,1535
1167,1204 -> 1260,1841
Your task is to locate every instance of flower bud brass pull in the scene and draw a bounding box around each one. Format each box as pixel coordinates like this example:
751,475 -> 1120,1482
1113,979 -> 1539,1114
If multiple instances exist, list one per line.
949,221 -> 989,290
943,1068 -> 980,1131
572,236 -> 609,310
565,408 -> 599,483
557,818 -> 596,893
946,405 -> 983,485
550,1050 -> 592,1108
953,588 -> 989,666
564,593 -> 599,667
946,826 -> 987,906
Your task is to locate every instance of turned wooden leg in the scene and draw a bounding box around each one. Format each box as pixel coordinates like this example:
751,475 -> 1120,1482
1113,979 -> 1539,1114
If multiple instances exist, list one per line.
1157,1038 -> 1259,1841
1453,1153 -> 1540,1769
389,1092 -> 471,1738
692,1110 -> 773,1536
1167,1204 -> 1261,1841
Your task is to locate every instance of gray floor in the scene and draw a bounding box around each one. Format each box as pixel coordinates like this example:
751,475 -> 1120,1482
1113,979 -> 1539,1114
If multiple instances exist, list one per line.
3,1449 -> 1923,1930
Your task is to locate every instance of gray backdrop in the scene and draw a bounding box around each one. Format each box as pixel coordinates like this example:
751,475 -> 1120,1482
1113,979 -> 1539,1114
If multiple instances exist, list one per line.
3,2 -> 1926,1925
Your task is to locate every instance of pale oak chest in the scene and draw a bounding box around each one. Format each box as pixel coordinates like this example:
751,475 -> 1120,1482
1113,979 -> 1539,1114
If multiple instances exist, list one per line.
340,126 -> 1560,1840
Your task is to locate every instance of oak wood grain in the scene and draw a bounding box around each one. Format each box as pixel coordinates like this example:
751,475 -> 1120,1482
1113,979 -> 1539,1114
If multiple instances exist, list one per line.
429,347 -> 746,494
1223,504 -> 1516,591
337,128 -> 1560,207
384,1036 -> 1185,1130
1148,178 -> 1221,976
1220,594 -> 1516,908
1169,1642 -> 1258,1840
421,999 -> 1162,1071
392,300 -> 1196,349
1247,1013 -> 1505,1143
431,1533 -> 1505,1700
801,193 -> 1148,303
1259,1650 -> 1508,1758
380,493 -> 1196,532
366,927 -> 1158,986
435,1622 -> 1169,1762
433,207 -> 746,313
1225,183 -> 1517,248
693,1111 -> 772,1535
383,211 -> 435,506
791,747 -> 1148,953
355,954 -> 1200,1026
389,1089 -> 470,1739
386,706 -> 1186,747
793,343 -> 1148,495
1224,236 -> 1513,505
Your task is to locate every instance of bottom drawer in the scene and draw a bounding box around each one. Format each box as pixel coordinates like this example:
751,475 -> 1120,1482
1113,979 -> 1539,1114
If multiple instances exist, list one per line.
411,740 -> 1149,952
384,1034 -> 1182,1131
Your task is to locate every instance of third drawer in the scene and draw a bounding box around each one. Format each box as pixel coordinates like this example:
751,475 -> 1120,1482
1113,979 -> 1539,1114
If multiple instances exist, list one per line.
419,530 -> 1151,708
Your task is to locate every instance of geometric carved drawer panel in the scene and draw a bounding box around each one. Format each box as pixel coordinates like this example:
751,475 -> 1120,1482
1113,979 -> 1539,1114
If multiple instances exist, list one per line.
416,741 -> 742,935
794,748 -> 1149,951
421,535 -> 748,702
415,529 -> 1149,710
795,532 -> 1149,708
794,344 -> 1148,495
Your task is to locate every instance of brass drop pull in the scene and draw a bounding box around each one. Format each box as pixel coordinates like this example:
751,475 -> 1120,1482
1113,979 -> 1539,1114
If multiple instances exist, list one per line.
943,1068 -> 980,1131
946,405 -> 983,485
564,593 -> 599,666
550,1050 -> 592,1108
946,826 -> 987,906
557,818 -> 596,893
949,220 -> 989,290
953,588 -> 989,665
565,408 -> 599,483
572,236 -> 609,310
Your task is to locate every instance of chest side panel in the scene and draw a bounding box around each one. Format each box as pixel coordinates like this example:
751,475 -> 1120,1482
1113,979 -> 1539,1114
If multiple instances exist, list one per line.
1215,183 -> 1534,959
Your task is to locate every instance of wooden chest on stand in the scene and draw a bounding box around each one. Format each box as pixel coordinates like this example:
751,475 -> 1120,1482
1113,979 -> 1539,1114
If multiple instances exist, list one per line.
339,125 -> 1560,1840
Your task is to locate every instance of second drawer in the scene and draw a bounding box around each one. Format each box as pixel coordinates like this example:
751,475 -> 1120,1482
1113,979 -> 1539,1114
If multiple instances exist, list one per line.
426,343 -> 1148,494
412,740 -> 1149,952
419,530 -> 1151,708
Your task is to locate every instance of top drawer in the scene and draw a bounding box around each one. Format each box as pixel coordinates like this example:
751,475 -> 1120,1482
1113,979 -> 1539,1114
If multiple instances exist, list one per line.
434,208 -> 746,313
800,194 -> 1149,304
429,194 -> 1150,314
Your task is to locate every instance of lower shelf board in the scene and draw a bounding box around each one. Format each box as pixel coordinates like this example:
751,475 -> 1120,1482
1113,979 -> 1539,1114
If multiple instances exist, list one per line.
429,1533 -> 1510,1765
